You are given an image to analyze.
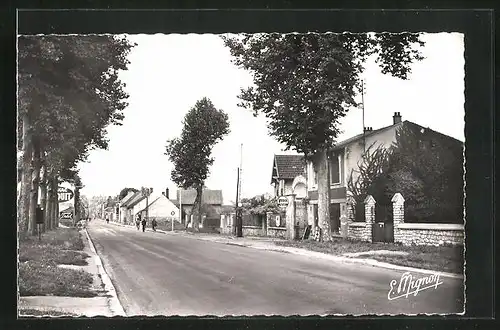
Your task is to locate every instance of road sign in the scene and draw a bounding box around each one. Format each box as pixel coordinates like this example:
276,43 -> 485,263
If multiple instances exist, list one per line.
58,187 -> 74,202
278,196 -> 288,209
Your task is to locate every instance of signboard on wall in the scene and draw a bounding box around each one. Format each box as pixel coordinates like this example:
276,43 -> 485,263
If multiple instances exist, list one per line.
58,182 -> 76,216
278,196 -> 288,209
58,187 -> 74,202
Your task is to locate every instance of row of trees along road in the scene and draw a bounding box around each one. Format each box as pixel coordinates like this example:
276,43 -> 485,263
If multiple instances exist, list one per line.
222,33 -> 426,241
165,98 -> 230,232
17,35 -> 135,236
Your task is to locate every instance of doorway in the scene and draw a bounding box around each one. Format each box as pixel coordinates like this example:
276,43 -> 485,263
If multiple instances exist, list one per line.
329,203 -> 341,234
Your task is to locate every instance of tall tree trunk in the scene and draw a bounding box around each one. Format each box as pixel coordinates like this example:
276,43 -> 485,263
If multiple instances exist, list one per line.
45,174 -> 52,231
316,149 -> 332,242
19,112 -> 33,234
191,185 -> 203,232
74,187 -> 80,225
39,163 -> 48,233
54,177 -> 60,228
28,138 -> 41,236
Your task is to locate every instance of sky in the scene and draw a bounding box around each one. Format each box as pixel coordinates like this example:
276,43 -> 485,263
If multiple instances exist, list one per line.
78,32 -> 465,204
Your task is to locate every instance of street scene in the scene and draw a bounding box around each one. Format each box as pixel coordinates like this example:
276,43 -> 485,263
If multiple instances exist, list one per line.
17,32 -> 465,317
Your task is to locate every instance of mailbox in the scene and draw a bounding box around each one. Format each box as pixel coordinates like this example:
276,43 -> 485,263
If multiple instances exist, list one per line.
36,205 -> 44,224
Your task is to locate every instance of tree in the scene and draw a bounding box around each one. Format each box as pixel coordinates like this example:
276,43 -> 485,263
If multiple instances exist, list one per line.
223,32 -> 425,241
17,35 -> 135,234
386,123 -> 464,223
165,97 -> 230,231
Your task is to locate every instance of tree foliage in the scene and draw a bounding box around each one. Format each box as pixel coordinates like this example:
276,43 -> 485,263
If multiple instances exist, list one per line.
387,123 -> 464,223
222,33 -> 424,158
240,194 -> 280,215
119,187 -> 139,201
347,124 -> 464,224
165,97 -> 230,230
17,35 -> 135,233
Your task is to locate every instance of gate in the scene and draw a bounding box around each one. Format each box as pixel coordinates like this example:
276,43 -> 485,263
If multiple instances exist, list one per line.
372,204 -> 394,243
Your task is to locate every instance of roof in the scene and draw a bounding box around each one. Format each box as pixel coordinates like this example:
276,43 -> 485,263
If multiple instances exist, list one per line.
331,120 -> 463,151
120,190 -> 136,204
175,189 -> 223,205
332,122 -> 403,151
272,154 -> 305,182
124,192 -> 146,208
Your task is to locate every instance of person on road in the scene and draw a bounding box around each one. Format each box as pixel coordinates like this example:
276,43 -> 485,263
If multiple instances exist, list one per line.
105,215 -> 109,224
151,218 -> 157,232
136,214 -> 141,230
141,218 -> 147,232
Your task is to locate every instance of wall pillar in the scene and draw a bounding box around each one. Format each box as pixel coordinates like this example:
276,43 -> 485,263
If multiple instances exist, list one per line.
364,195 -> 376,242
346,192 -> 356,239
391,192 -> 405,244
285,194 -> 296,240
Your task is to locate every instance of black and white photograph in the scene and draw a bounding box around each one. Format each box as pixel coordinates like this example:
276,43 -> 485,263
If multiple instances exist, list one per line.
17,28 -> 466,317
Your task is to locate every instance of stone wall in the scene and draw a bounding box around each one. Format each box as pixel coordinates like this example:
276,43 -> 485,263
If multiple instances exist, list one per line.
344,192 -> 465,246
267,227 -> 287,239
242,226 -> 264,237
396,223 -> 464,246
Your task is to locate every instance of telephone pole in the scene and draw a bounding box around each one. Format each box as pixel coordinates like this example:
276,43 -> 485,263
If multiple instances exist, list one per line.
361,79 -> 366,152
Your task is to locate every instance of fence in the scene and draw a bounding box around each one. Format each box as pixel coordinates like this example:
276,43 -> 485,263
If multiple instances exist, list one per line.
344,192 -> 464,246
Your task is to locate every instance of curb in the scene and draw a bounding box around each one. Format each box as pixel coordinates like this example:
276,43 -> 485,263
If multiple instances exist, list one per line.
84,228 -> 126,316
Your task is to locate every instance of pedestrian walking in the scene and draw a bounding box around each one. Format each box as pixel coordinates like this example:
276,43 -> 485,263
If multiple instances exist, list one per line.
105,215 -> 109,224
151,218 -> 157,232
136,214 -> 141,230
141,218 -> 147,232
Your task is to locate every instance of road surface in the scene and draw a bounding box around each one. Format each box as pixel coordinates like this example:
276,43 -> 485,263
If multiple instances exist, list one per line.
87,220 -> 464,316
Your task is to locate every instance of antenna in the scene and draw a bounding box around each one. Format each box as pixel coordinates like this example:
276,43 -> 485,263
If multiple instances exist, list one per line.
239,143 -> 243,203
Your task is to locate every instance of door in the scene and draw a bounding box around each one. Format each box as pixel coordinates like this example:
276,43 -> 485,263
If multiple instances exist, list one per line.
329,203 -> 341,234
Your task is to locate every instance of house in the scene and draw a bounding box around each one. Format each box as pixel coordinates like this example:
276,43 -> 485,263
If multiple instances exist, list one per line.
270,154 -> 307,199
171,189 -> 223,226
304,111 -> 464,234
120,191 -> 147,224
118,190 -> 136,223
136,188 -> 180,222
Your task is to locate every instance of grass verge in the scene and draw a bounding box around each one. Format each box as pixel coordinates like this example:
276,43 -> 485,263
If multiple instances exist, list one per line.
19,227 -> 97,297
274,238 -> 464,274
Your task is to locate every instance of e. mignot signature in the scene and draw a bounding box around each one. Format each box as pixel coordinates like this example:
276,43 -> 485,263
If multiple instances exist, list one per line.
388,272 -> 443,300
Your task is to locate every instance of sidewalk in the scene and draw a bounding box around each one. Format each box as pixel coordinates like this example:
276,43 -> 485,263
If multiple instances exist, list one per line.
106,220 -> 463,279
19,228 -> 125,317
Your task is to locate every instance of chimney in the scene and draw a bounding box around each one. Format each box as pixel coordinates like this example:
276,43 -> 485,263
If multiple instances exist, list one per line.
393,112 -> 402,124
165,188 -> 169,199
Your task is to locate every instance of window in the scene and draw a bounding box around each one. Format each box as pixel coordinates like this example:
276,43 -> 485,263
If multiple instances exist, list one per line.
330,154 -> 340,184
308,162 -> 317,188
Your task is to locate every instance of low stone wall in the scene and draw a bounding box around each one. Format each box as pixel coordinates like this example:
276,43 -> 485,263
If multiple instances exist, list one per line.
395,223 -> 464,246
220,226 -> 232,235
242,226 -> 265,237
348,222 -> 371,242
267,227 -> 287,239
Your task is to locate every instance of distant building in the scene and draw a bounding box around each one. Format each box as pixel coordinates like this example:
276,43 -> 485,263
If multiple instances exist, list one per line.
171,189 -> 223,226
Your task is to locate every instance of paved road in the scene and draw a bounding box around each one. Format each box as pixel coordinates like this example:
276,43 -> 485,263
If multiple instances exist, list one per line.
87,220 -> 464,316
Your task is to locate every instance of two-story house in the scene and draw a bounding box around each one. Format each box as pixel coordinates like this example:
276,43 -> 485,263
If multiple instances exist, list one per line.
305,112 -> 463,234
270,154 -> 307,199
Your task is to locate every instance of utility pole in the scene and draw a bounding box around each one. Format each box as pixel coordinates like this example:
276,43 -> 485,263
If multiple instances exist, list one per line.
361,79 -> 366,153
179,188 -> 182,229
234,167 -> 240,237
